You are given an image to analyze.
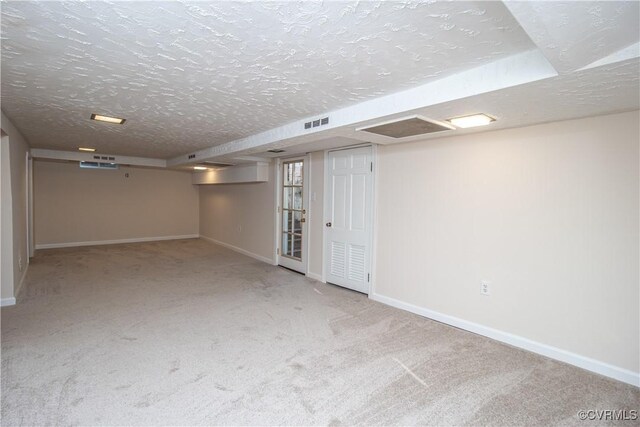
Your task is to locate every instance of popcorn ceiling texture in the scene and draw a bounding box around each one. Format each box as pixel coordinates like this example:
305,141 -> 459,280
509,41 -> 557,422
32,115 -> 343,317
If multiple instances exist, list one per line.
504,1 -> 640,73
0,1 -> 533,158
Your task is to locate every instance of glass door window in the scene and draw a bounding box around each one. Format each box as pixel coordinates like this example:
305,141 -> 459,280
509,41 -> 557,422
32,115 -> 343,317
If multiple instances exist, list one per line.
281,160 -> 304,260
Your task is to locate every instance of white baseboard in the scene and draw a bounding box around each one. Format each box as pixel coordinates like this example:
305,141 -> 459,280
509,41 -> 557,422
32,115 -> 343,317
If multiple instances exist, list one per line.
1,297 -> 16,307
306,272 -> 324,282
35,234 -> 199,250
199,235 -> 276,265
0,263 -> 29,308
15,262 -> 28,298
370,292 -> 640,388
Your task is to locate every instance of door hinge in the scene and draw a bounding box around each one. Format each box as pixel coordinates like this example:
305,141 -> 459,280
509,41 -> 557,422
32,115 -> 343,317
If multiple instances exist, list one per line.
277,248 -> 280,255
367,273 -> 370,282
370,162 -> 373,172
277,206 -> 281,214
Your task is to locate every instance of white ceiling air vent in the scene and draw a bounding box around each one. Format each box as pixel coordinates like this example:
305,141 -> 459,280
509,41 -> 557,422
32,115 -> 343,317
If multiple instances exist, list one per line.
357,115 -> 454,138
79,161 -> 118,170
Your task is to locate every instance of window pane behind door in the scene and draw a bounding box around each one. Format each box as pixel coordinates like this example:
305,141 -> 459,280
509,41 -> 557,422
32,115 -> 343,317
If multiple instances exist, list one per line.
282,232 -> 302,259
284,161 -> 303,186
283,187 -> 292,209
293,234 -> 302,258
283,187 -> 303,210
282,210 -> 302,234
293,162 -> 303,185
282,210 -> 293,234
284,163 -> 293,185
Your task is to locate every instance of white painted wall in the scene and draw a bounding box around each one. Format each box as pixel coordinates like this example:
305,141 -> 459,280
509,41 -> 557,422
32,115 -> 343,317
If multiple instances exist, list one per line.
373,110 -> 639,376
0,133 -> 13,302
1,112 -> 31,304
199,165 -> 276,263
192,163 -> 269,185
197,157 -> 326,274
308,151 -> 325,279
33,160 -> 199,247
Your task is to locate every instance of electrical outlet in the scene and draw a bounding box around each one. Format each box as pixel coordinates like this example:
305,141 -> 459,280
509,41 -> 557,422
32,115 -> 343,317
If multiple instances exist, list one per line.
480,280 -> 491,296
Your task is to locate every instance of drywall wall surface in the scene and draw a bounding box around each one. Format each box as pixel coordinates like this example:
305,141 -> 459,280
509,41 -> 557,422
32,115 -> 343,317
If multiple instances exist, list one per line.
199,164 -> 276,262
1,111 -> 30,301
308,151 -> 325,278
375,110 -> 639,373
192,163 -> 269,184
34,161 -> 198,246
0,134 -> 14,301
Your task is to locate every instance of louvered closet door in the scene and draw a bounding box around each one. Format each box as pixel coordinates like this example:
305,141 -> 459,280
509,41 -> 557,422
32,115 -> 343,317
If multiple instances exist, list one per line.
325,146 -> 373,294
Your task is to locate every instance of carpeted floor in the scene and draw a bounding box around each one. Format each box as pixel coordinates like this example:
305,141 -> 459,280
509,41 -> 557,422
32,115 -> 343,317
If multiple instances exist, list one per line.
1,239 -> 638,426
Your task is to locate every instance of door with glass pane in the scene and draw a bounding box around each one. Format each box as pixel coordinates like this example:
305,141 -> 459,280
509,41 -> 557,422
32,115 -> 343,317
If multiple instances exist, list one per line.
278,158 -> 308,273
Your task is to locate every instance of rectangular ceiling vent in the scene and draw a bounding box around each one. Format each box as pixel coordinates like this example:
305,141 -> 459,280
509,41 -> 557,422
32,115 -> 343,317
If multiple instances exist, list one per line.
357,115 -> 454,138
79,161 -> 118,170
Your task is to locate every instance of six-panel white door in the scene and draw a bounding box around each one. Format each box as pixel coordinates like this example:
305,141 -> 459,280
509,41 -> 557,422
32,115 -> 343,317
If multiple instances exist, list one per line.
325,146 -> 373,294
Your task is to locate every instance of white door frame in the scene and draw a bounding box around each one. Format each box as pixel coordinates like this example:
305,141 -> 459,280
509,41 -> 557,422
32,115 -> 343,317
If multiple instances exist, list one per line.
275,155 -> 311,274
322,144 -> 377,294
26,152 -> 33,259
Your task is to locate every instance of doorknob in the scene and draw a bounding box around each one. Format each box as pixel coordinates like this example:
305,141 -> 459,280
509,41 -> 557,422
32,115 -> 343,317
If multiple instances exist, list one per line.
301,218 -> 306,223
326,222 -> 332,227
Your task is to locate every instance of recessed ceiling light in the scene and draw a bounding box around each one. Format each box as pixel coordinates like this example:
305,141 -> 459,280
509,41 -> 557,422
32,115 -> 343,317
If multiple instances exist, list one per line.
90,113 -> 126,124
78,147 -> 96,152
193,166 -> 208,170
447,113 -> 495,129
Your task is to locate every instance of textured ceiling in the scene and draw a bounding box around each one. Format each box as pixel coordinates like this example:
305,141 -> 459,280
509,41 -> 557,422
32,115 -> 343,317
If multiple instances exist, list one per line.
1,0 -> 533,158
504,1 -> 640,73
327,57 -> 640,148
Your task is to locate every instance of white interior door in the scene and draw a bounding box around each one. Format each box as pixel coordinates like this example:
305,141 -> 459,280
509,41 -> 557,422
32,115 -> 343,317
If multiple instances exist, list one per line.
325,146 -> 373,294
278,158 -> 308,273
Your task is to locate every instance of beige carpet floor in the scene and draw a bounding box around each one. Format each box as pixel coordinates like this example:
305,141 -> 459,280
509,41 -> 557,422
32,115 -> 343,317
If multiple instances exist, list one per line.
1,239 -> 638,426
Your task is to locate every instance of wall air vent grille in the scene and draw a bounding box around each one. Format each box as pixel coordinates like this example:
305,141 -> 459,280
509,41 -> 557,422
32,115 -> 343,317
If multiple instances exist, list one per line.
304,116 -> 329,130
79,161 -> 119,170
358,115 -> 454,138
